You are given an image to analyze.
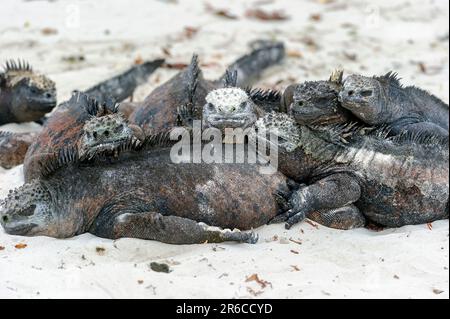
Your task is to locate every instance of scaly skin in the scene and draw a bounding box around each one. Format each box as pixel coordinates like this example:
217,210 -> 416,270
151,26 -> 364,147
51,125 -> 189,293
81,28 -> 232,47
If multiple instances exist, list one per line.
288,69 -> 359,126
339,72 -> 449,137
0,140 -> 292,244
128,42 -> 285,134
1,60 -> 161,170
21,58 -> 162,177
201,87 -> 364,229
251,112 -> 449,229
0,60 -> 56,124
202,88 -> 448,230
23,92 -> 144,181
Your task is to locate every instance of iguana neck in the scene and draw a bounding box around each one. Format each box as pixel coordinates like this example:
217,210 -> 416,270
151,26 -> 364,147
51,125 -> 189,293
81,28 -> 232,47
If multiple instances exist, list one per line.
382,83 -> 413,122
299,126 -> 344,162
42,178 -> 89,238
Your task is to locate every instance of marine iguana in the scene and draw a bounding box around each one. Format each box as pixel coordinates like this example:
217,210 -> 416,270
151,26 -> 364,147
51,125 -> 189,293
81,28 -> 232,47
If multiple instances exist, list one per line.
128,41 -> 285,133
339,72 -> 449,137
200,87 -> 449,230
0,129 -> 293,244
0,60 -> 56,125
288,69 -> 359,126
23,92 -> 144,180
14,59 -> 162,173
250,112 -> 449,229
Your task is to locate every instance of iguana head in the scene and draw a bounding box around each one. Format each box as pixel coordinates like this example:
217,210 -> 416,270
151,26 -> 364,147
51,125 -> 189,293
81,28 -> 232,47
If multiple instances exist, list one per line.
202,87 -> 258,131
290,69 -> 351,126
0,181 -> 57,237
78,112 -> 144,160
249,112 -> 302,154
338,73 -> 388,124
0,60 -> 56,122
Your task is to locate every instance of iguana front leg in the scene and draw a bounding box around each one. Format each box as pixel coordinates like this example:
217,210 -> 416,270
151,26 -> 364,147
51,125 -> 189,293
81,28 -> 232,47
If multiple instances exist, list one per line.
284,173 -> 362,229
92,211 -> 258,244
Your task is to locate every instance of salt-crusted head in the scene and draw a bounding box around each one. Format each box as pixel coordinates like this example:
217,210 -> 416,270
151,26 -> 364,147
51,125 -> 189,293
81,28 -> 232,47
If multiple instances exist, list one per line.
0,60 -> 56,122
289,69 -> 349,126
78,113 -> 143,159
338,73 -> 388,124
0,180 -> 56,237
202,88 -> 258,131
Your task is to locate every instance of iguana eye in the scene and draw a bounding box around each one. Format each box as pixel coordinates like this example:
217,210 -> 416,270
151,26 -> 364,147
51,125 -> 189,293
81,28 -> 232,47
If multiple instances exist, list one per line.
30,87 -> 39,94
240,102 -> 247,109
207,103 -> 214,111
114,124 -> 124,133
360,90 -> 373,97
297,101 -> 304,107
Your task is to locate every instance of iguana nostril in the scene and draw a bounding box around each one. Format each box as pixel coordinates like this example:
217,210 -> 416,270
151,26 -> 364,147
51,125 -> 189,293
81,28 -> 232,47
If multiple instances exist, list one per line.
93,132 -> 98,139
45,92 -> 53,99
2,215 -> 8,223
104,131 -> 110,137
348,90 -> 354,96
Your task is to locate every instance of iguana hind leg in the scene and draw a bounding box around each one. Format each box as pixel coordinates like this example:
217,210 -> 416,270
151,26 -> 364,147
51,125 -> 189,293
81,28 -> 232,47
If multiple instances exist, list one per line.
92,211 -> 258,245
284,173 -> 361,229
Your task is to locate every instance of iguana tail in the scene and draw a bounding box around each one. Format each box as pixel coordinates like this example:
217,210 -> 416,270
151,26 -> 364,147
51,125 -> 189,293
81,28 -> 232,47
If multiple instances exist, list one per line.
84,58 -> 165,104
217,40 -> 285,88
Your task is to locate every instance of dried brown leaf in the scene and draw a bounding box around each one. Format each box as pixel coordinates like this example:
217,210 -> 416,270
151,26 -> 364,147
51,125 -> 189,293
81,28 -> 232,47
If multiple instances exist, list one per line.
134,55 -> 144,65
289,238 -> 302,245
162,47 -> 172,57
290,249 -> 299,254
433,288 -> 444,294
287,50 -> 303,59
163,62 -> 189,70
205,3 -> 238,20
245,273 -> 272,289
0,246 -> 5,251
247,287 -> 264,296
245,9 -> 289,21
418,62 -> 427,73
310,13 -> 322,21
427,222 -> 433,230
15,243 -> 27,249
291,265 -> 300,271
183,26 -> 199,39
41,27 -> 58,35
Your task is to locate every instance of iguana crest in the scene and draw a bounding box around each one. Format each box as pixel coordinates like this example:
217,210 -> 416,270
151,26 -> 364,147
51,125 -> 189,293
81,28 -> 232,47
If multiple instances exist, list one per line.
1,59 -> 55,91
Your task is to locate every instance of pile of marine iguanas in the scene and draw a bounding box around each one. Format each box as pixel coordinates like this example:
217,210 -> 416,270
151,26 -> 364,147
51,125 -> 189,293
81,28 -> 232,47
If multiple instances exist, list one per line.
0,41 -> 448,244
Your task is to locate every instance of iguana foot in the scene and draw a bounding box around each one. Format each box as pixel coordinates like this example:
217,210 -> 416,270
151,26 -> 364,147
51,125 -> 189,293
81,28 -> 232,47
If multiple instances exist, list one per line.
308,204 -> 366,230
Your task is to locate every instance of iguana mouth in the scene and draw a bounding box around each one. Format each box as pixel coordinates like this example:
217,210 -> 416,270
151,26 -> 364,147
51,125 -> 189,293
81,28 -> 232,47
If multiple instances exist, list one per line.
88,137 -> 129,149
81,137 -> 138,160
207,116 -> 253,128
2,222 -> 37,235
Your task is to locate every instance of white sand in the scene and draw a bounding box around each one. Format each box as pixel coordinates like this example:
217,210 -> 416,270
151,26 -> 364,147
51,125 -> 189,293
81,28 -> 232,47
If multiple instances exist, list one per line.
0,0 -> 448,299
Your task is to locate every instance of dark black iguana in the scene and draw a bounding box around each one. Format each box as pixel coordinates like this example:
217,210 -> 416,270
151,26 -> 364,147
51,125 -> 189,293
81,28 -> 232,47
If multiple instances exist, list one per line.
0,60 -> 56,125
338,72 -> 449,137
250,112 -> 449,229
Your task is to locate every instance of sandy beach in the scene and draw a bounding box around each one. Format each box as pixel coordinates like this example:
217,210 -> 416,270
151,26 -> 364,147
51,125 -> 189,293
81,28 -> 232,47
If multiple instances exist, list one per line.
0,0 -> 448,298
